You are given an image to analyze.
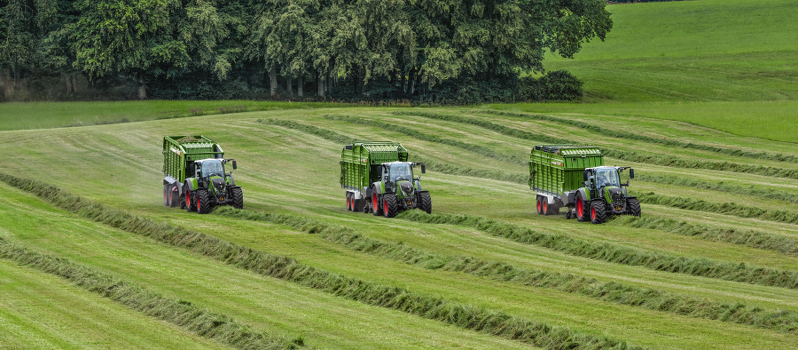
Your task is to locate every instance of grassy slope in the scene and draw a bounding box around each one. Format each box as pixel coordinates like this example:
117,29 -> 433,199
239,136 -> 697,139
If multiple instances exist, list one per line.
2,108 -> 798,348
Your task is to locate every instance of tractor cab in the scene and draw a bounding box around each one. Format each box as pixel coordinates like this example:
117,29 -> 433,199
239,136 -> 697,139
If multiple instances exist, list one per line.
379,161 -> 425,199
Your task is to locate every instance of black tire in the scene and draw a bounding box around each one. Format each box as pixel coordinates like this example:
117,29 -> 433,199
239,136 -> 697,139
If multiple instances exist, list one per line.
536,197 -> 543,215
197,189 -> 212,214
576,197 -> 588,222
163,184 -> 169,206
363,201 -> 370,214
346,193 -> 353,211
627,198 -> 641,217
590,200 -> 607,224
565,210 -> 572,220
372,191 -> 383,216
185,185 -> 195,212
231,187 -> 244,209
542,200 -> 550,215
169,185 -> 179,208
383,194 -> 398,218
418,192 -> 432,214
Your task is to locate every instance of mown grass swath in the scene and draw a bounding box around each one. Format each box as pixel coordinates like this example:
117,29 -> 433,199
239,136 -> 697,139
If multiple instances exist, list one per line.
0,174 -> 645,350
394,110 -> 798,180
214,206 -> 798,334
636,192 -> 798,225
398,211 -> 798,289
609,215 -> 798,258
475,110 -> 798,164
257,119 -> 527,184
0,238 -> 304,350
635,173 -> 798,205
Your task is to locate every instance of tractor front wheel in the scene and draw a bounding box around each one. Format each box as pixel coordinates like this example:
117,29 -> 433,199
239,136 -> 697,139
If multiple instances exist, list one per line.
197,189 -> 212,214
627,198 -> 641,217
590,200 -> 607,224
372,191 -> 383,216
231,187 -> 244,209
418,192 -> 432,214
383,194 -> 398,218
576,197 -> 588,222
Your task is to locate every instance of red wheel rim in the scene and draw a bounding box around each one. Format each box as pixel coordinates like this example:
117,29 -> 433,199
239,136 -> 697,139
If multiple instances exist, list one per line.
543,201 -> 547,214
197,194 -> 201,212
384,199 -> 389,215
186,191 -> 191,207
373,193 -> 378,213
347,197 -> 350,210
537,200 -> 541,213
577,199 -> 583,217
591,207 -> 596,221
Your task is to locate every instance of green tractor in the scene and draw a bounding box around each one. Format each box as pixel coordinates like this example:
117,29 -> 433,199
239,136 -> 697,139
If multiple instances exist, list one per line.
574,166 -> 640,224
163,136 -> 243,214
340,141 -> 431,218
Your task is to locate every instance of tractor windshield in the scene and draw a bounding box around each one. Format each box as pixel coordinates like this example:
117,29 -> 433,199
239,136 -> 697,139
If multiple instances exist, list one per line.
595,168 -> 621,188
202,160 -> 225,178
389,163 -> 413,182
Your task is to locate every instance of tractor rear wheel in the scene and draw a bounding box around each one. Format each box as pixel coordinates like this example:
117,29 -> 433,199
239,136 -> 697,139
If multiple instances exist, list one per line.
197,189 -> 212,214
383,194 -> 398,218
372,192 -> 383,216
231,187 -> 244,209
590,200 -> 607,224
163,184 -> 169,206
576,197 -> 588,222
627,198 -> 641,217
418,192 -> 432,214
185,187 -> 195,212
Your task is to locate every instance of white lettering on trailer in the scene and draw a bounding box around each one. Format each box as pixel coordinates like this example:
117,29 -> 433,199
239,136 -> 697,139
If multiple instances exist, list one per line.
170,147 -> 182,156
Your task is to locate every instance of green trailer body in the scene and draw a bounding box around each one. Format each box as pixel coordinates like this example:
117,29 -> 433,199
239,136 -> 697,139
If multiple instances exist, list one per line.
529,145 -> 603,197
162,136 -> 242,213
339,141 -> 430,217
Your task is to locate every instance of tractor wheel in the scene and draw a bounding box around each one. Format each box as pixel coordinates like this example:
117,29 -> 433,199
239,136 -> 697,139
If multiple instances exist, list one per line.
372,191 -> 383,216
169,185 -> 180,208
185,187 -> 195,212
383,194 -> 398,218
418,192 -> 432,214
590,200 -> 607,224
196,189 -> 212,214
627,198 -> 641,217
231,187 -> 244,210
576,197 -> 588,222
536,197 -> 543,215
163,184 -> 170,206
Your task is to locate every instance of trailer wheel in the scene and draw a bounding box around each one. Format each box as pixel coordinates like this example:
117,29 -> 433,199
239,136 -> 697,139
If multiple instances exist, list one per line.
347,193 -> 353,211
185,186 -> 195,212
536,197 -> 543,215
418,192 -> 432,214
576,197 -> 587,222
169,185 -> 180,208
372,191 -> 383,216
231,187 -> 244,209
383,194 -> 398,218
543,200 -> 549,215
163,184 -> 169,206
627,198 -> 641,217
197,189 -> 212,214
590,200 -> 607,224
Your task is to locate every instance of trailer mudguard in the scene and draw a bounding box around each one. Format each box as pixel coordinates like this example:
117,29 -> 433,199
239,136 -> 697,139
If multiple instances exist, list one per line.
164,176 -> 179,186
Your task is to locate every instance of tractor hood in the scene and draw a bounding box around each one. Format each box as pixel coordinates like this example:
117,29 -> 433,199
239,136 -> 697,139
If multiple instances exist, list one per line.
210,176 -> 226,192
397,180 -> 414,199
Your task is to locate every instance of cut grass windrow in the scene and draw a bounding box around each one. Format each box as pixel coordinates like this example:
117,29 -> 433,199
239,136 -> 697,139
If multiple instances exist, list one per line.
257,118 -> 527,184
635,173 -> 798,205
0,238 -> 304,350
213,206 -> 798,334
393,110 -> 798,180
0,174 -> 645,350
398,210 -> 798,290
474,110 -> 798,164
322,114 -> 527,165
608,215 -> 798,258
635,192 -> 798,225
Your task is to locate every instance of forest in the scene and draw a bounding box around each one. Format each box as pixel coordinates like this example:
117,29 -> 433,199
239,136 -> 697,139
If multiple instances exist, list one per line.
0,0 -> 611,102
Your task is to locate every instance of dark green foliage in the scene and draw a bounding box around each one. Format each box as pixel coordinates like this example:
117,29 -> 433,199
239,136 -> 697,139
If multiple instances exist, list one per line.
0,173 -> 644,350
398,210 -> 798,290
0,239 -> 303,350
518,71 -> 584,102
610,215 -> 798,257
635,192 -> 798,225
213,206 -> 798,334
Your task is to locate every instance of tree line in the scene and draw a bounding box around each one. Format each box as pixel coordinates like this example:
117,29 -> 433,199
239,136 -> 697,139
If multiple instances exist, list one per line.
0,0 -> 612,102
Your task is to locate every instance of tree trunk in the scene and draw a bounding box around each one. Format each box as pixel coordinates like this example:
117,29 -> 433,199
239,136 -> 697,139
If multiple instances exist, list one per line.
286,75 -> 292,97
326,66 -> 333,96
269,67 -> 277,97
65,74 -> 73,93
138,72 -> 147,100
14,60 -> 19,88
317,71 -> 325,98
1,69 -> 8,98
72,74 -> 78,93
297,74 -> 303,97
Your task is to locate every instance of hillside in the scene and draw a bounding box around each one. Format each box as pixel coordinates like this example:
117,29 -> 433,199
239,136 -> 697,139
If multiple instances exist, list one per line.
544,0 -> 798,102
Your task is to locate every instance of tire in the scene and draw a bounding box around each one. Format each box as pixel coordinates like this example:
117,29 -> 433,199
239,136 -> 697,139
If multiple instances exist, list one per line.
196,189 -> 212,214
163,184 -> 169,206
383,194 -> 398,218
231,187 -> 244,209
346,193 -> 353,211
185,186 -> 195,212
576,197 -> 588,222
565,210 -> 572,220
169,185 -> 179,208
536,197 -> 543,215
627,198 -> 641,217
418,192 -> 432,214
543,200 -> 549,215
590,200 -> 607,224
372,191 -> 383,216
